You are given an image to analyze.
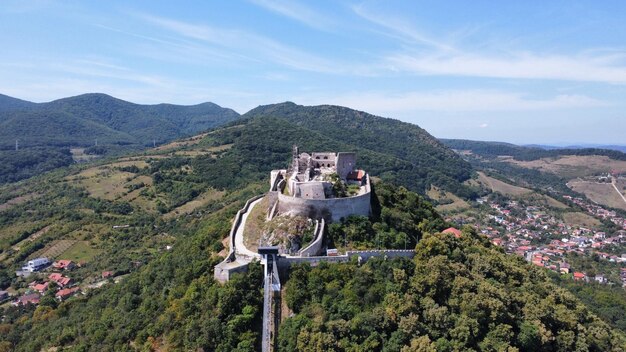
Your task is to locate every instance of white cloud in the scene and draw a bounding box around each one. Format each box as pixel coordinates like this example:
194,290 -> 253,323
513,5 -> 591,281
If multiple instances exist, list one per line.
352,3 -> 456,51
387,52 -> 626,84
134,13 -> 342,74
248,0 -> 336,31
353,3 -> 626,84
479,123 -> 489,128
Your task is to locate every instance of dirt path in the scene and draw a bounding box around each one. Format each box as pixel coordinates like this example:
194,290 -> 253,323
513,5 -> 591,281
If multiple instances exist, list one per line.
612,179 -> 626,205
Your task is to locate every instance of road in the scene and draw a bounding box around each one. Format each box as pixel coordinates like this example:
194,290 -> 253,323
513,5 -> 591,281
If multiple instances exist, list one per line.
612,179 -> 626,205
234,197 -> 263,259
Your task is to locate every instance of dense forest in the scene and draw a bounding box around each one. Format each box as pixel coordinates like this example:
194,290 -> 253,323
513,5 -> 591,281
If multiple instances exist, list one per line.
0,148 -> 74,184
280,227 -> 626,351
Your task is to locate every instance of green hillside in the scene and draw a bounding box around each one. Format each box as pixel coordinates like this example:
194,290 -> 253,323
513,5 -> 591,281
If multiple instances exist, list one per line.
245,103 -> 475,197
0,93 -> 240,184
0,93 -> 240,149
0,94 -> 36,113
1,119 -> 625,351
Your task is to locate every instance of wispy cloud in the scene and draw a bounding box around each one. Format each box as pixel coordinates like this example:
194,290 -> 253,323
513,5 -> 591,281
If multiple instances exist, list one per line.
352,3 -> 455,51
249,0 -> 336,31
134,12 -> 343,74
299,90 -> 607,115
353,3 -> 626,84
388,52 -> 626,84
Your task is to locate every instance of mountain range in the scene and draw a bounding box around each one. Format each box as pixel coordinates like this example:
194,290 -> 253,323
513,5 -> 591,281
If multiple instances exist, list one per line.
0,93 -> 240,149
0,94 -> 474,196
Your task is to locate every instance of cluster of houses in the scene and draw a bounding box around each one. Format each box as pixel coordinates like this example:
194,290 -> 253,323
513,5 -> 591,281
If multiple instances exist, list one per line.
11,257 -> 80,306
8,257 -> 115,307
564,195 -> 626,230
472,196 -> 626,287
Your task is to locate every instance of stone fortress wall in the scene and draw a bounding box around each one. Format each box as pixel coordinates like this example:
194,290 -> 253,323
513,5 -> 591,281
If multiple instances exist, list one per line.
268,147 -> 370,223
270,175 -> 371,223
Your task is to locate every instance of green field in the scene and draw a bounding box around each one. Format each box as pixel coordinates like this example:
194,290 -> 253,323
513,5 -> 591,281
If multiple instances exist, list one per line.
58,241 -> 100,262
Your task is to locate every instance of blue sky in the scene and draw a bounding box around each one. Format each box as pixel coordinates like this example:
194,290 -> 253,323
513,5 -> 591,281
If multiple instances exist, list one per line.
1,0 -> 625,144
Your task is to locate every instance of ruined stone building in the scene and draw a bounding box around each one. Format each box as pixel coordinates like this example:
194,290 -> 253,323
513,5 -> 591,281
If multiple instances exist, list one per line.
268,146 -> 371,222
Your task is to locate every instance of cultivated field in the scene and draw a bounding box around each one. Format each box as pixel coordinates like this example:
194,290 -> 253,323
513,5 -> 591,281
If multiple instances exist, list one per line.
66,161 -> 158,211
504,155 -> 626,179
0,193 -> 40,212
427,186 -> 470,213
154,132 -> 210,151
58,241 -> 99,262
30,239 -> 99,263
568,180 -> 626,211
475,172 -> 568,209
476,172 -> 532,196
562,212 -> 602,228
163,189 -> 225,219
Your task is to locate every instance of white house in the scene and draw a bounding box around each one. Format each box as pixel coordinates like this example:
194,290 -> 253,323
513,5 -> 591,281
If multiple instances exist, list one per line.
21,258 -> 50,272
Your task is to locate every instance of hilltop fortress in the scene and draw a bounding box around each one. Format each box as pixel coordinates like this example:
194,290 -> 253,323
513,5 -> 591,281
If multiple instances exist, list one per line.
267,146 -> 371,223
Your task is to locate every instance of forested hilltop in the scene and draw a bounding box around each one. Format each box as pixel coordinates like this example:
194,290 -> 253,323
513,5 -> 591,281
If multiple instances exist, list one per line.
280,229 -> 626,351
245,102 -> 475,197
0,93 -> 240,149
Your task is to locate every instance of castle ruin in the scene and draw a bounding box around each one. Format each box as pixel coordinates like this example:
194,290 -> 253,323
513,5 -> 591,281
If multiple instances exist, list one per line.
267,146 -> 371,223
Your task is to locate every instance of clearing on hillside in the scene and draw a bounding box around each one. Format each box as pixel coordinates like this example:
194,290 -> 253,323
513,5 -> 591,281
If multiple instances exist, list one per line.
57,241 -> 100,262
163,189 -> 225,219
477,172 -> 531,196
0,193 -> 41,212
427,186 -> 470,212
562,212 -> 602,228
568,180 -> 626,211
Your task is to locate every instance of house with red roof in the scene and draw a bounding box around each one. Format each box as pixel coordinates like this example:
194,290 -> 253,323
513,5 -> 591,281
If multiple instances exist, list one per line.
102,271 -> 114,279
53,259 -> 75,271
56,287 -> 80,301
48,273 -> 72,287
346,169 -> 365,182
33,282 -> 49,293
442,227 -> 462,238
573,272 -> 586,281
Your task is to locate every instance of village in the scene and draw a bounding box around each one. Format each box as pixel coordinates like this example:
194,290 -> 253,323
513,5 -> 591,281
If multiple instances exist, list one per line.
463,193 -> 626,288
0,256 -> 120,308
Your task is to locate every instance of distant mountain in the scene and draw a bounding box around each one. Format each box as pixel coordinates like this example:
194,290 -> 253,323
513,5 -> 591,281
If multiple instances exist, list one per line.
441,138 -> 626,161
0,93 -> 36,113
526,143 -> 626,153
245,102 -> 474,196
0,93 -> 240,149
